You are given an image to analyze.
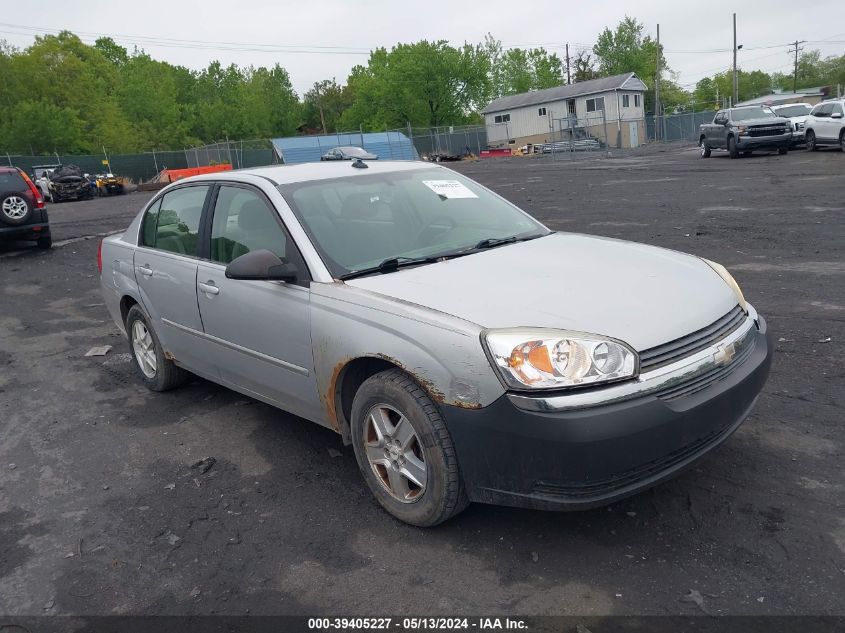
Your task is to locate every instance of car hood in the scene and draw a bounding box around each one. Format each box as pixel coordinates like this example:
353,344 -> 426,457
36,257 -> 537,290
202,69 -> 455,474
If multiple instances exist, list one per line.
344,233 -> 740,351
738,117 -> 790,126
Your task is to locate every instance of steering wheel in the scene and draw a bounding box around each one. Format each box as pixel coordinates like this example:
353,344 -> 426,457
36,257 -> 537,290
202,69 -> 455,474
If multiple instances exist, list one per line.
416,216 -> 457,247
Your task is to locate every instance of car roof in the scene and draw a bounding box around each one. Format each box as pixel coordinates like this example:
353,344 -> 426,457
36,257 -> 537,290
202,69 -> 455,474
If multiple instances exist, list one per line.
184,160 -> 437,186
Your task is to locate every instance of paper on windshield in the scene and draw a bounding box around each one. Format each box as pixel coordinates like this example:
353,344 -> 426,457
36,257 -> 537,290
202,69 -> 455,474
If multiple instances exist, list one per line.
422,180 -> 478,199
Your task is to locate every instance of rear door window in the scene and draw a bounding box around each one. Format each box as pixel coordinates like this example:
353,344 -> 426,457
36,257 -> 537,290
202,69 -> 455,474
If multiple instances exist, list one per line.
0,170 -> 26,190
141,185 -> 209,257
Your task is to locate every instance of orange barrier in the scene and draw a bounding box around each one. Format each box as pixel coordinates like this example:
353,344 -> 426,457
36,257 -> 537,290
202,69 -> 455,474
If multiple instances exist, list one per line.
161,164 -> 232,183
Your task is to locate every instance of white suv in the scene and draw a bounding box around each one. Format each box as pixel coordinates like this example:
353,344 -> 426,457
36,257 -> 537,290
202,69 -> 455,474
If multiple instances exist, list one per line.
803,99 -> 845,151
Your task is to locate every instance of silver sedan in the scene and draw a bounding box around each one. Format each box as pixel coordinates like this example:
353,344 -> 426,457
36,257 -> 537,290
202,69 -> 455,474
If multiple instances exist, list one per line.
99,161 -> 772,526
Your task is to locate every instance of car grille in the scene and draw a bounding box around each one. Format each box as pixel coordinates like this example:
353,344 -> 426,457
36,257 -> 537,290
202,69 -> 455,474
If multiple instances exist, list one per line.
747,125 -> 789,137
532,426 -> 728,500
639,305 -> 746,372
653,333 -> 756,401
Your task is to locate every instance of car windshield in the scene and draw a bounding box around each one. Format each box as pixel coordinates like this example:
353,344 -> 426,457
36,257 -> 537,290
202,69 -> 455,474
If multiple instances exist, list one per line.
732,107 -> 775,121
279,168 -> 550,277
774,105 -> 813,117
339,147 -> 368,157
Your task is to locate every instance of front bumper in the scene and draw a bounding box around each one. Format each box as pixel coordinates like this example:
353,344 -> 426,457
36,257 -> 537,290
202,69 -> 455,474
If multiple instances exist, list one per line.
441,314 -> 772,510
0,222 -> 50,241
735,132 -> 792,150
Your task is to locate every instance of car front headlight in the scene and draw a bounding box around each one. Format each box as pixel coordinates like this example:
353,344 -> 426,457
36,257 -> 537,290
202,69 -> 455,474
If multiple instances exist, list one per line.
736,125 -> 747,135
483,329 -> 638,390
702,258 -> 747,313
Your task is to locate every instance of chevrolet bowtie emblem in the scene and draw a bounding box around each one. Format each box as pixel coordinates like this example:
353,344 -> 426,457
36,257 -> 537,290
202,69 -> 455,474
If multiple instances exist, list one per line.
714,341 -> 737,366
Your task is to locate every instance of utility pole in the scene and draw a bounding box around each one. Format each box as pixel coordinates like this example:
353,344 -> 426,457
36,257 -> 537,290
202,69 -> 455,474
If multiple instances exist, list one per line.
655,24 -> 661,141
565,43 -> 571,84
732,13 -> 738,106
788,40 -> 806,93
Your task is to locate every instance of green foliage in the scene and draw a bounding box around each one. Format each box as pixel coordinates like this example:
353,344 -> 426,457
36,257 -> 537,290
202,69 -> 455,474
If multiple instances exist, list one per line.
694,69 -> 773,107
0,32 -> 300,154
484,35 -> 564,97
338,40 -> 492,129
593,16 -> 664,86
303,79 -> 349,133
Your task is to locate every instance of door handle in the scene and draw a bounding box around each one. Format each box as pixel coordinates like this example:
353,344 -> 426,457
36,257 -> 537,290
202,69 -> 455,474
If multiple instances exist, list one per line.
137,265 -> 153,277
199,281 -> 220,295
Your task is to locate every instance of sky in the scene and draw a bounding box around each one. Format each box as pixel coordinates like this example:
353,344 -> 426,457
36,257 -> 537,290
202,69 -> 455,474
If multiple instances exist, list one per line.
2,0 -> 844,97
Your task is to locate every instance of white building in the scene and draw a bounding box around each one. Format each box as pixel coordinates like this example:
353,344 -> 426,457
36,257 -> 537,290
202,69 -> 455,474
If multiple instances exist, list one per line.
482,72 -> 648,149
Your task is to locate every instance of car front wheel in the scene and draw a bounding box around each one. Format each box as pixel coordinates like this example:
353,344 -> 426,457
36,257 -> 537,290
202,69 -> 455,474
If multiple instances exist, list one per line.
699,139 -> 711,158
728,136 -> 739,159
350,368 -> 468,526
126,304 -> 187,391
778,146 -> 788,155
806,130 -> 817,151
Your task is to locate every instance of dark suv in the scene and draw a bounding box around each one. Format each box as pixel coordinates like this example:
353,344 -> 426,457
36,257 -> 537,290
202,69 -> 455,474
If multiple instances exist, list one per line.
0,166 -> 52,249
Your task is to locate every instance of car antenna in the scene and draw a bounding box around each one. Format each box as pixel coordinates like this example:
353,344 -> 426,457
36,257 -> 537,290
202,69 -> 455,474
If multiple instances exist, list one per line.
352,158 -> 368,169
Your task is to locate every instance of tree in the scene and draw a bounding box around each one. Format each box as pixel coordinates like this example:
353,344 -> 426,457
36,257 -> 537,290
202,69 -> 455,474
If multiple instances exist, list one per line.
593,16 -> 664,83
572,50 -> 597,82
484,35 -> 564,97
303,79 -> 347,133
339,40 -> 492,129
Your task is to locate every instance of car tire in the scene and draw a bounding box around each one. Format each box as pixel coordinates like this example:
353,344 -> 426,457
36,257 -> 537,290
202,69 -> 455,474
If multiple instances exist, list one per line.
699,139 -> 711,158
728,136 -> 739,159
125,305 -> 187,392
0,193 -> 33,225
36,235 -> 52,249
778,146 -> 788,155
840,131 -> 845,152
806,130 -> 817,151
350,368 -> 469,526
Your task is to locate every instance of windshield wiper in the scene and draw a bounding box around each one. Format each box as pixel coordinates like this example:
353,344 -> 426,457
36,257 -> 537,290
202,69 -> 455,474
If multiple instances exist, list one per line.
339,256 -> 444,280
471,232 -> 550,251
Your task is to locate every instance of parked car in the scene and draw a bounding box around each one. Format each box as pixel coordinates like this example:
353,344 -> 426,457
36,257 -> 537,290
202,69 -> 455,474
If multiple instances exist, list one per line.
803,99 -> 845,151
44,164 -> 96,202
93,173 -> 125,196
32,164 -> 62,200
699,106 -> 792,158
0,166 -> 51,249
321,146 -> 378,161
768,103 -> 814,145
99,161 -> 772,526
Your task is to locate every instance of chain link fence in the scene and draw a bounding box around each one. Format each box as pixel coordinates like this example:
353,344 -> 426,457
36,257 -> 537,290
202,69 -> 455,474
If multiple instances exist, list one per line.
648,111 -> 717,143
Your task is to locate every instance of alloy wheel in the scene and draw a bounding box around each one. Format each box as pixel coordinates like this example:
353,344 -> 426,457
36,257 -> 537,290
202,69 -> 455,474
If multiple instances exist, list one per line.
132,320 -> 157,379
363,404 -> 427,503
2,196 -> 27,220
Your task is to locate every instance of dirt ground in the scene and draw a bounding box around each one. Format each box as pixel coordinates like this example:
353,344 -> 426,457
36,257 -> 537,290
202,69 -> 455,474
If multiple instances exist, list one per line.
0,145 -> 843,617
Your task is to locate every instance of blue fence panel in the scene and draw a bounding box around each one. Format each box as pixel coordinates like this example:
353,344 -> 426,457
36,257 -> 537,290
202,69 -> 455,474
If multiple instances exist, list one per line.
272,132 -> 418,164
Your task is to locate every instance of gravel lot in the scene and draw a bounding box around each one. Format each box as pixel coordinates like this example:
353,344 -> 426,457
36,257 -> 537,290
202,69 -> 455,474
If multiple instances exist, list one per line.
1,145 -> 843,617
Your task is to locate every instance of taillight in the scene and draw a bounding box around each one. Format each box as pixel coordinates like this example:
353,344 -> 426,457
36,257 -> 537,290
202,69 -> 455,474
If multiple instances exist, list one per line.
20,170 -> 45,209
97,240 -> 103,274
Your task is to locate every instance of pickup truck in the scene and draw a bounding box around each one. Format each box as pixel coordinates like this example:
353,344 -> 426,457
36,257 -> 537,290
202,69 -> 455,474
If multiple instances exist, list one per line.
699,106 -> 792,158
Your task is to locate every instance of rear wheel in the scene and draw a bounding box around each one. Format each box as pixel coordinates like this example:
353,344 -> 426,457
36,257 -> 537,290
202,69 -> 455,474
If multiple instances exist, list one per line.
778,146 -> 788,155
806,130 -> 817,151
839,130 -> 845,152
699,138 -> 711,158
728,136 -> 739,159
350,368 -> 468,526
125,305 -> 187,392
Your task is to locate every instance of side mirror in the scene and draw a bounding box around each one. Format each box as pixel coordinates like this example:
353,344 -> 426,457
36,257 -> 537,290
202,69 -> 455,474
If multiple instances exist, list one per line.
225,249 -> 298,283
832,112 -> 843,119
